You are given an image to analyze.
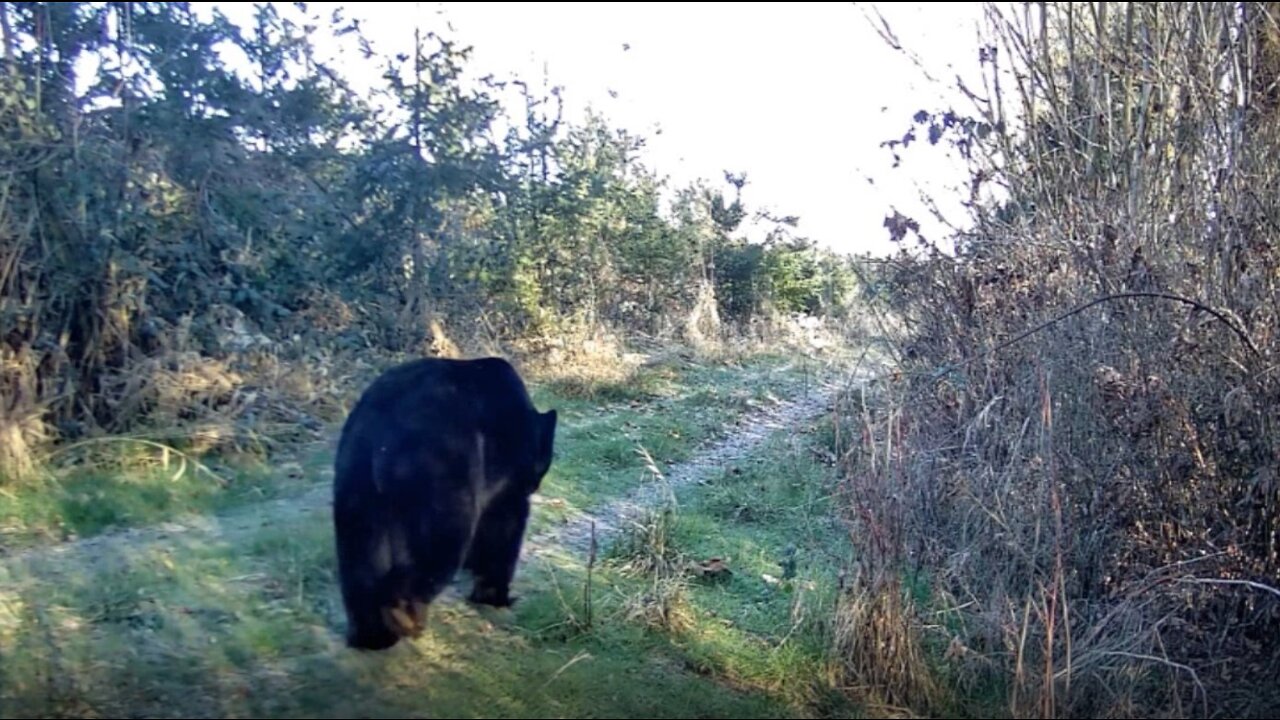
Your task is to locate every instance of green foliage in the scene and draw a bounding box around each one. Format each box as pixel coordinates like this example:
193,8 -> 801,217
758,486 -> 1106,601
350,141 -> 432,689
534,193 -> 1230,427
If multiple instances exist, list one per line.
717,228 -> 861,322
0,1 -> 863,473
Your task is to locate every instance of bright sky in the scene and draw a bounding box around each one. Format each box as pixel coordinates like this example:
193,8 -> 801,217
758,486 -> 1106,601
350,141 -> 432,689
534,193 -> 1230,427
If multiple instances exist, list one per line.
204,2 -> 994,257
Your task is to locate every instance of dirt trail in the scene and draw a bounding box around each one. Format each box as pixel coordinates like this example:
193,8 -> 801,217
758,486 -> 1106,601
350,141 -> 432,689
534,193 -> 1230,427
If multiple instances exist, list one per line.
525,378 -> 841,563
2,370 -> 846,580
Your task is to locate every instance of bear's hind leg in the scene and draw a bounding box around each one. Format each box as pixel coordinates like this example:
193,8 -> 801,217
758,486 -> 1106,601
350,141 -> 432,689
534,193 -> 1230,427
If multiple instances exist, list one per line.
335,511 -> 403,651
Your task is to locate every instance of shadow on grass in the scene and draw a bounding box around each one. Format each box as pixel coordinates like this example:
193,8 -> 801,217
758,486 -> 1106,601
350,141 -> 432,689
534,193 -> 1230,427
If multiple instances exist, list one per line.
0,501 -> 804,719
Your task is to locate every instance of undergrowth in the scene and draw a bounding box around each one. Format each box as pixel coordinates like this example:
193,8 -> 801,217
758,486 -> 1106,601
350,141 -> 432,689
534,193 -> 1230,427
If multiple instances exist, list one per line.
827,3 -> 1280,717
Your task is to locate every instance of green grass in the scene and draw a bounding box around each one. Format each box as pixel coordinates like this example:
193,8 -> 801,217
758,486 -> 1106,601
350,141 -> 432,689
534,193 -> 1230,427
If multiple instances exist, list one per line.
0,518 -> 802,718
0,349 -> 861,718
0,442 -> 332,551
501,353 -> 822,536
602,423 -> 859,715
0,352 -> 815,553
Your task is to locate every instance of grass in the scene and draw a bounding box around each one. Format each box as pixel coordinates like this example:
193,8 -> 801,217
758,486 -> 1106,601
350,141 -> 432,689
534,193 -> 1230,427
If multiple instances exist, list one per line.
485,352 -> 824,536
0,348 -> 860,718
0,351 -> 813,553
0,444 -> 332,549
643,429 -> 856,714
519,406 -> 860,717
0,518 -> 801,718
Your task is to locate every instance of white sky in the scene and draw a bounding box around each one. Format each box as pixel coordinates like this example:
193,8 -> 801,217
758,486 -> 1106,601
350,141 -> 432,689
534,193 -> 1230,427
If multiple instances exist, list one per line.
203,2 -> 995,257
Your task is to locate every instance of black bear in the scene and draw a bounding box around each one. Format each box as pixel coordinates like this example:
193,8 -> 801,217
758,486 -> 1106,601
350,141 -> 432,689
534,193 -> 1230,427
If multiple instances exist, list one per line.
331,356 -> 557,650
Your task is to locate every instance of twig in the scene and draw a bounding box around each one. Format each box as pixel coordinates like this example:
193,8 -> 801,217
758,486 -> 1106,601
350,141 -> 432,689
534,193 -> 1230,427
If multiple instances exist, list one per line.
1092,651 -> 1209,718
41,436 -> 230,486
584,520 -> 596,629
1176,577 -> 1280,601
974,292 -> 1262,364
882,291 -> 1264,396
539,650 -> 592,691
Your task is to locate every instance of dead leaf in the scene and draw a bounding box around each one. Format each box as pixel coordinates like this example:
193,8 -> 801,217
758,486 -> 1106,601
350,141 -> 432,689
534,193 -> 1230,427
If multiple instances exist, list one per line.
693,557 -> 732,582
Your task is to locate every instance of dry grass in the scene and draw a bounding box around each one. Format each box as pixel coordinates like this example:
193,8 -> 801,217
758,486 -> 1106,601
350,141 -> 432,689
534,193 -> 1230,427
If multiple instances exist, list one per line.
606,450 -> 697,635
831,569 -> 940,714
516,325 -> 651,400
828,3 -> 1280,717
0,292 -> 376,486
0,343 -> 51,483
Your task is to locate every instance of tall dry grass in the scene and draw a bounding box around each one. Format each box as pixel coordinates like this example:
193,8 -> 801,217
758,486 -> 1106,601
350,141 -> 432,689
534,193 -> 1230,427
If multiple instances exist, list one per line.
830,3 -> 1280,717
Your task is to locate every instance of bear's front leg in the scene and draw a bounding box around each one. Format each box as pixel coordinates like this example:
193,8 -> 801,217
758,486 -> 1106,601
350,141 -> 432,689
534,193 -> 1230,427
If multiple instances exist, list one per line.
464,493 -> 531,608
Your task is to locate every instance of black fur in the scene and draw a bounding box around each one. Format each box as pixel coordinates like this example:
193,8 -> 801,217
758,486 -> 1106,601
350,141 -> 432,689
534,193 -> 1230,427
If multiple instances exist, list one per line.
331,356 -> 557,650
